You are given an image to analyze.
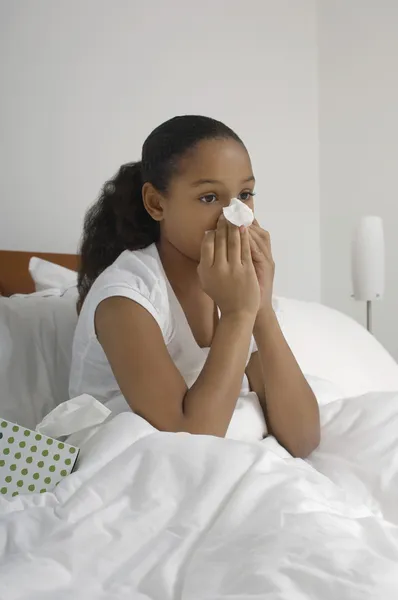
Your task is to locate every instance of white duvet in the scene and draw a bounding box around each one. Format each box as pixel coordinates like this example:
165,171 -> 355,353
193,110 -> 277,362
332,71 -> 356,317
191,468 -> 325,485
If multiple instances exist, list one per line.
1,392 -> 398,599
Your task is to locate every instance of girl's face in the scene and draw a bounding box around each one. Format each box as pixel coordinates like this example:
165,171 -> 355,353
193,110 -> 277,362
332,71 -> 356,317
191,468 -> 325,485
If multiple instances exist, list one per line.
160,138 -> 255,262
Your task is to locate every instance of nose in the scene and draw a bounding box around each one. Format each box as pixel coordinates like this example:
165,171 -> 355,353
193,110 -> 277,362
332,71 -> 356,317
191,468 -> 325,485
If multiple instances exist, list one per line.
222,197 -> 234,208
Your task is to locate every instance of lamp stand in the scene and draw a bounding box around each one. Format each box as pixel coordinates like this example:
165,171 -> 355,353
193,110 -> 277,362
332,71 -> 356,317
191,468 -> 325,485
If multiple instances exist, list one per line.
366,300 -> 372,333
351,215 -> 385,336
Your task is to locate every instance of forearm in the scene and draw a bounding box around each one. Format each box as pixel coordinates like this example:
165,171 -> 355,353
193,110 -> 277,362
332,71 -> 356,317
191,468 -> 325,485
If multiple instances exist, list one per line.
183,311 -> 255,437
253,308 -> 320,458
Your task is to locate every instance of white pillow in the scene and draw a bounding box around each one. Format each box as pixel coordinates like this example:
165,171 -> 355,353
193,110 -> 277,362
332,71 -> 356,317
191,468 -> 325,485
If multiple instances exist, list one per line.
29,257 -> 77,292
305,375 -> 345,407
2,287 -> 396,430
275,296 -> 398,397
0,291 -> 78,429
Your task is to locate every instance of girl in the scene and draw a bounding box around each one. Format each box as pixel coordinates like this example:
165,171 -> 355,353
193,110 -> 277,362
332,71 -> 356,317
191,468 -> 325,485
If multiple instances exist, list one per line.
70,115 -> 320,458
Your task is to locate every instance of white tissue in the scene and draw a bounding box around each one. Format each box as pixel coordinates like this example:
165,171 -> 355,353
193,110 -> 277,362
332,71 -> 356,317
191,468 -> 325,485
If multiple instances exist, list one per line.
223,198 -> 254,227
36,394 -> 111,439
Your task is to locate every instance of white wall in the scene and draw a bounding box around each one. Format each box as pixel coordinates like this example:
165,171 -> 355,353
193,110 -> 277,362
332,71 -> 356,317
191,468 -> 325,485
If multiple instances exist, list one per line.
0,0 -> 320,301
318,0 -> 398,358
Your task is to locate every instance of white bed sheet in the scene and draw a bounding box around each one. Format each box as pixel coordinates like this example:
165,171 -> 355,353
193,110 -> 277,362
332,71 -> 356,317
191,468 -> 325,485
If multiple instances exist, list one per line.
2,277 -> 398,597
1,392 -> 398,599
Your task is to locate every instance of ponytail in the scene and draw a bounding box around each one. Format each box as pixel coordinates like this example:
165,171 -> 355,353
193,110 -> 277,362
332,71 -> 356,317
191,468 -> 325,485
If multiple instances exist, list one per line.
77,162 -> 159,309
78,115 -> 244,309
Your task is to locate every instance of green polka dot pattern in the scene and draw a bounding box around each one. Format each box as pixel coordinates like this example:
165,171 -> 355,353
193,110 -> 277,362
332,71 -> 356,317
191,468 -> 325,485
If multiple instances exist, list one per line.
1,419 -> 78,498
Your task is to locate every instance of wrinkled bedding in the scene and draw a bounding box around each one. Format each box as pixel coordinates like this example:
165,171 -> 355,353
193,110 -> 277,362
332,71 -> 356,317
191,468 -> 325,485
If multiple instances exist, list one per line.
1,392 -> 398,599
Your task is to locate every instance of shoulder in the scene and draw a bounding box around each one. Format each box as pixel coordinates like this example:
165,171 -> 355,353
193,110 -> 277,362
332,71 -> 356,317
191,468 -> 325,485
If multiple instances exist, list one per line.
78,244 -> 171,340
100,244 -> 166,300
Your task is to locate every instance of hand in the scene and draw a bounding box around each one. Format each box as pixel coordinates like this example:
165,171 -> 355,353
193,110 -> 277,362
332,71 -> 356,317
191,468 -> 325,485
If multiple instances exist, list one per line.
198,215 -> 261,318
248,220 -> 275,310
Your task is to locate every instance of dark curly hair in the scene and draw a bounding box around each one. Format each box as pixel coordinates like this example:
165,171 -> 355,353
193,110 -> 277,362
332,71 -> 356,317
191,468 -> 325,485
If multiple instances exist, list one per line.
77,115 -> 244,309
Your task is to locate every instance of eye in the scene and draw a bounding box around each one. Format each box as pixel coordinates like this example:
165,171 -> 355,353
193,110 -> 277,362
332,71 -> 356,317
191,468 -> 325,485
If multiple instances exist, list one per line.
238,191 -> 255,202
199,193 -> 218,204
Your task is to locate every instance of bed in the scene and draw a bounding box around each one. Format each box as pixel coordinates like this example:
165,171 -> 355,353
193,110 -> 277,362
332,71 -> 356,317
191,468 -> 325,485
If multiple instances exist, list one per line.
1,249 -> 398,599
0,249 -> 78,296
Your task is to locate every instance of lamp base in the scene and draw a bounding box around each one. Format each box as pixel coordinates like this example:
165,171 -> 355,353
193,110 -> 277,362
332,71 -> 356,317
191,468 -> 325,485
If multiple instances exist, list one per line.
366,300 -> 372,333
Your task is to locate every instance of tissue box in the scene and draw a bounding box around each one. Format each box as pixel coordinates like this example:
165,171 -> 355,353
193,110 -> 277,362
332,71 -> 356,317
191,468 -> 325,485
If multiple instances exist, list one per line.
0,418 -> 79,499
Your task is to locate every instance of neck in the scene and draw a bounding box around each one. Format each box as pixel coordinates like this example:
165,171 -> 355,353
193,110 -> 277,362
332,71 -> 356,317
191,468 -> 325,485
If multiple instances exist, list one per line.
156,237 -> 199,296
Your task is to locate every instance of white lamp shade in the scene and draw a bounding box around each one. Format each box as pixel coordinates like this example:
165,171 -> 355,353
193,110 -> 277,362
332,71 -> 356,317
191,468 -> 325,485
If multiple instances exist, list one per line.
351,216 -> 385,301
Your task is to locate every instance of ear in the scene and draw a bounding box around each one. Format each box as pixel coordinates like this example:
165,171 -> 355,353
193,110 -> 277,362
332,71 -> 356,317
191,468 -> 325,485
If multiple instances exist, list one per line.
142,182 -> 165,222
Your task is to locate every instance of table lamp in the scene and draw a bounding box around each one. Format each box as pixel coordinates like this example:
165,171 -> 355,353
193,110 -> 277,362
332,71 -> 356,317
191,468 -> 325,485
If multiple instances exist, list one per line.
351,216 -> 385,333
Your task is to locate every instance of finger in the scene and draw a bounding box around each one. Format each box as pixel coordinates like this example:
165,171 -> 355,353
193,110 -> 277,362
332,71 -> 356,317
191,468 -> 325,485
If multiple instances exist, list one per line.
199,230 -> 215,268
250,221 -> 270,242
215,213 -> 228,265
240,226 -> 253,265
250,227 -> 272,258
248,231 -> 263,260
227,220 -> 241,264
251,219 -> 269,238
257,227 -> 271,246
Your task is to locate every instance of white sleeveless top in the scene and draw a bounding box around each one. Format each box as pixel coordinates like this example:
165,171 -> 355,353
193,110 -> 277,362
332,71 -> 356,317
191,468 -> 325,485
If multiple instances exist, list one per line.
69,243 -> 266,442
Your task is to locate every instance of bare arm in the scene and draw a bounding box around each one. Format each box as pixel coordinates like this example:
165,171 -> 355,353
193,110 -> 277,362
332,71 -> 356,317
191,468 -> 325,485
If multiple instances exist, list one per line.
96,298 -> 255,437
245,221 -> 320,458
95,216 -> 260,437
246,308 -> 320,458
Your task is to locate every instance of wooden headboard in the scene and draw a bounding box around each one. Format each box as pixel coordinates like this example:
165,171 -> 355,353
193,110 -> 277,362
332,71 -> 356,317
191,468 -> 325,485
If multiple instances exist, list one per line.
0,250 -> 79,296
